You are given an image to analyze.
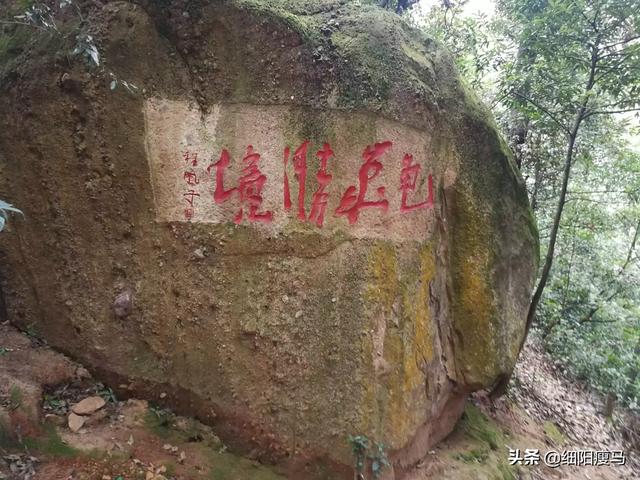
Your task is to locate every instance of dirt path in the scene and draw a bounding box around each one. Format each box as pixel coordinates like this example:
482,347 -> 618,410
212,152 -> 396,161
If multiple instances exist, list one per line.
406,339 -> 638,480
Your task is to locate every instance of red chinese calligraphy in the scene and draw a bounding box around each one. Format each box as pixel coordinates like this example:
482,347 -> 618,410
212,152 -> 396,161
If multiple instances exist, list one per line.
308,143 -> 334,227
208,146 -> 273,224
209,149 -> 238,203
399,154 -> 434,212
335,141 -> 391,225
183,170 -> 200,186
183,189 -> 200,207
177,140 -> 435,225
182,150 -> 201,220
183,150 -> 198,167
236,146 -> 273,223
283,146 -> 292,211
283,141 -> 310,221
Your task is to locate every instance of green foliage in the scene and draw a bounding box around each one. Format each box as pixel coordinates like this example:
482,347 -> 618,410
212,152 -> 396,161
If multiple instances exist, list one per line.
145,406 -> 176,439
14,2 -> 57,31
0,34 -> 11,57
533,120 -> 640,408
365,0 -> 419,15
0,200 -> 22,231
449,403 -> 518,479
1,0 -> 139,91
42,393 -> 63,411
0,423 -> 78,458
9,385 -> 23,410
369,441 -> 391,478
541,319 -> 640,408
72,32 -> 99,66
347,434 -> 390,479
459,404 -> 500,450
348,434 -> 369,477
206,450 -> 285,480
543,421 -> 565,445
23,424 -> 78,457
97,386 -> 117,404
419,1 -> 511,92
454,448 -> 489,463
420,0 -> 640,409
109,74 -> 138,94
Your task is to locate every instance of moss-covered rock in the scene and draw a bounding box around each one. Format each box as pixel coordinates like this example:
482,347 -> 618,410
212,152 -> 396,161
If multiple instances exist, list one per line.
0,1 -> 537,478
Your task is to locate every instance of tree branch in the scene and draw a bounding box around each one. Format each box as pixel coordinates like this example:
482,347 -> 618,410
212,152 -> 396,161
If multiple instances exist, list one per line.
585,106 -> 640,118
511,91 -> 571,135
602,34 -> 640,50
0,20 -> 46,31
585,98 -> 637,110
492,45 -> 600,399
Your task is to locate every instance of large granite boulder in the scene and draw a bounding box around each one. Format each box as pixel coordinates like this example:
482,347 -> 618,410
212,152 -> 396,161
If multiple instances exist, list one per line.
0,0 -> 538,477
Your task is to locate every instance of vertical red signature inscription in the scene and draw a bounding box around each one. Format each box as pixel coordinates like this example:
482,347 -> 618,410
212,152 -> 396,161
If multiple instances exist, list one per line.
182,150 -> 200,220
183,171 -> 199,185
183,189 -> 200,220
183,150 -> 198,167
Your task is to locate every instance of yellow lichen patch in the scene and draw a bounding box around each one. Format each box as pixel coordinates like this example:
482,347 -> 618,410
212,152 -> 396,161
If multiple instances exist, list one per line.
362,245 -> 439,447
457,252 -> 497,379
383,246 -> 437,443
381,324 -> 407,443
364,243 -> 398,310
414,246 -> 436,364
451,193 -> 500,385
359,324 -> 377,425
355,244 -> 399,439
395,247 -> 436,398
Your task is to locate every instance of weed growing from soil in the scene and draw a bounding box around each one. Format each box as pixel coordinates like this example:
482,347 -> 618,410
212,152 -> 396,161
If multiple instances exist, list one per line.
347,434 -> 390,479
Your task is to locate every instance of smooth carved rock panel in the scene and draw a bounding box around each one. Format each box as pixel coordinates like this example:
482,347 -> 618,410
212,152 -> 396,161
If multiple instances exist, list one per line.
144,99 -> 440,242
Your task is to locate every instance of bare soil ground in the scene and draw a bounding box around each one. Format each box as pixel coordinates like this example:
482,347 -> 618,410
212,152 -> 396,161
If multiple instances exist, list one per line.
406,340 -> 639,480
1,323 -> 638,479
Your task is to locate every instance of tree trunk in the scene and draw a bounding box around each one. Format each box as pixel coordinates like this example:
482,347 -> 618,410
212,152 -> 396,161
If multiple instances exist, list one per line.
604,393 -> 616,419
489,47 -> 599,400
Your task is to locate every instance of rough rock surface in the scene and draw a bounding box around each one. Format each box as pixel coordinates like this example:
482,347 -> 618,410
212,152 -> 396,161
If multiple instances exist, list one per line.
71,396 -> 106,416
0,323 -> 79,442
0,0 -> 538,478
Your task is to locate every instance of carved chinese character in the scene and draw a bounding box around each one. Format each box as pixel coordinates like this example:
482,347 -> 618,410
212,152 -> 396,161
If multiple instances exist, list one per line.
183,150 -> 198,167
335,141 -> 391,225
308,143 -> 334,227
209,149 -> 238,203
399,154 -> 434,212
183,189 -> 200,221
283,141 -> 310,220
183,170 -> 200,186
237,146 -> 273,223
209,146 -> 273,224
